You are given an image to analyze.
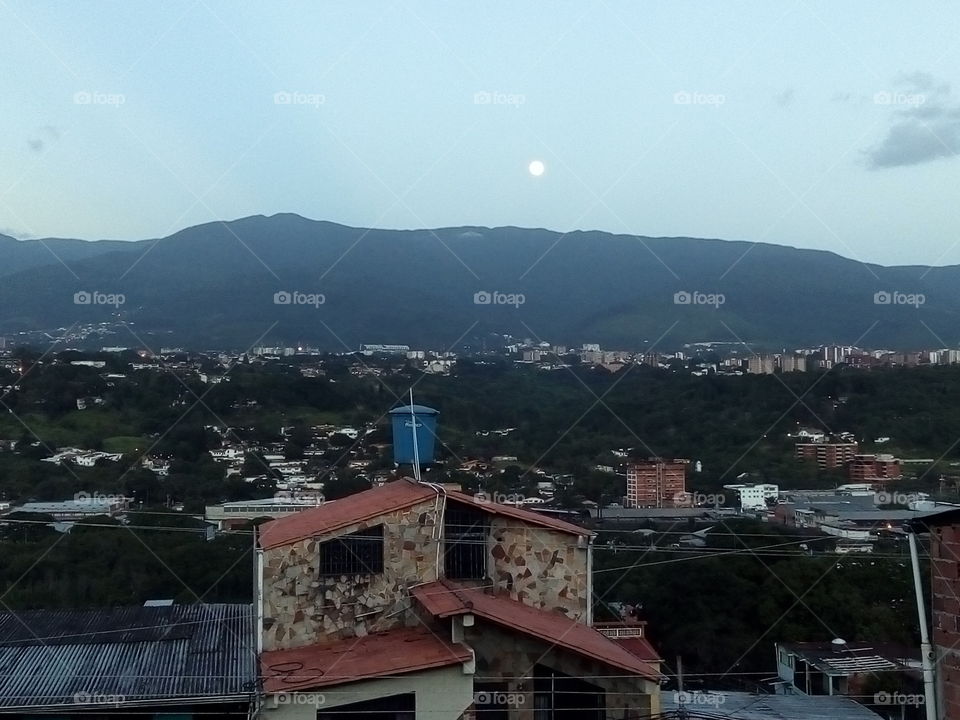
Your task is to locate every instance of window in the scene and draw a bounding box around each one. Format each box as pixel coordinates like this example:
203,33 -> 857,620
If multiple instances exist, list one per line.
317,693 -> 414,720
444,503 -> 488,580
320,525 -> 384,576
534,665 -> 604,720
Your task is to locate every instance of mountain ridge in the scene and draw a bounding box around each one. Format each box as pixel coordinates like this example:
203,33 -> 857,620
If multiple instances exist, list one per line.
0,214 -> 956,351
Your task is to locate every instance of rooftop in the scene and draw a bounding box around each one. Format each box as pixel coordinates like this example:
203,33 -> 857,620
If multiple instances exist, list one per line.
259,627 -> 471,693
258,480 -> 592,550
0,604 -> 256,709
780,641 -> 919,674
660,691 -> 885,719
412,580 -> 662,681
258,480 -> 436,549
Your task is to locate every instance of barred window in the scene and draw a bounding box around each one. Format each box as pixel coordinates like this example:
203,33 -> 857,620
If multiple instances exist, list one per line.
445,504 -> 488,580
320,525 -> 384,576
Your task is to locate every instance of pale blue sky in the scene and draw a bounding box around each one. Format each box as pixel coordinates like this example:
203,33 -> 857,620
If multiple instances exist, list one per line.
1,1 -> 958,265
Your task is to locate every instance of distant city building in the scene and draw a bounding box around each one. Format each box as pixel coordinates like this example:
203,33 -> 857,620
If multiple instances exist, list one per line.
204,495 -> 325,530
795,442 -> 859,469
12,498 -> 129,521
848,453 -> 902,485
747,355 -> 776,375
723,483 -> 779,511
778,354 -> 807,372
627,459 -> 689,508
359,344 -> 411,355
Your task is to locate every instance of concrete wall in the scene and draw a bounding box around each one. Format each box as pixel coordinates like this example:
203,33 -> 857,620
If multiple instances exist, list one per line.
488,516 -> 589,619
261,498 -> 441,651
259,665 -> 474,720
462,620 -> 659,720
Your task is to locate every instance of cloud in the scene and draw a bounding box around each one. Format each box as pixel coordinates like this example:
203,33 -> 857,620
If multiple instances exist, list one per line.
774,88 -> 794,107
0,227 -> 33,239
866,73 -> 960,169
26,125 -> 61,153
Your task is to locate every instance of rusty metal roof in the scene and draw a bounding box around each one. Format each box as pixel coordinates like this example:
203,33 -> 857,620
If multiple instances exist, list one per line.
0,603 -> 256,709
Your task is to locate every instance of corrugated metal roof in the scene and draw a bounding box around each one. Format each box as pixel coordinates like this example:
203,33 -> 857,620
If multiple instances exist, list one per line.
0,603 -> 256,709
660,691 -> 884,719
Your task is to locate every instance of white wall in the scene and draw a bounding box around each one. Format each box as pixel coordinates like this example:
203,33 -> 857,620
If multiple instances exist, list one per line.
258,665 -> 474,720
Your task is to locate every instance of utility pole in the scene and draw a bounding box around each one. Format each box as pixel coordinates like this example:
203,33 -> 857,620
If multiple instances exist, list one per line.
908,529 -> 937,720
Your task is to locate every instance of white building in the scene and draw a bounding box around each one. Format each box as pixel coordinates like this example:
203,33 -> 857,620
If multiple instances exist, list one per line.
723,483 -> 779,511
204,495 -> 325,529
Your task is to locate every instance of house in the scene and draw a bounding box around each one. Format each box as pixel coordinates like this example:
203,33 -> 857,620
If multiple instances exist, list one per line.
255,478 -> 663,719
0,603 -> 256,716
775,640 -> 920,697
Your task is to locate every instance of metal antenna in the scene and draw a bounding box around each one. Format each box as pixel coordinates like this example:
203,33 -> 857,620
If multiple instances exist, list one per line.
409,388 -> 422,483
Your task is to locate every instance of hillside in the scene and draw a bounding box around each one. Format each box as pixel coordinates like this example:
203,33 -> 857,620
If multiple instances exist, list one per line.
0,214 -> 957,350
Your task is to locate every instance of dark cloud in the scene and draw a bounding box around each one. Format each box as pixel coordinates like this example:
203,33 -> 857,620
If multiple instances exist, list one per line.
866,73 -> 960,169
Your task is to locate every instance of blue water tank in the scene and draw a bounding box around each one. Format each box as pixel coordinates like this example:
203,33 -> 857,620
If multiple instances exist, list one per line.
389,404 -> 439,465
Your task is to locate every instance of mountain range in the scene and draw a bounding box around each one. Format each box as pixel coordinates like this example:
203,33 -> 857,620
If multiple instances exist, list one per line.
1,214 -> 957,351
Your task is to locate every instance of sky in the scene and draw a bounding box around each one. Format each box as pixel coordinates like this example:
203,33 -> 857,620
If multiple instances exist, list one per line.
1,1 -> 958,266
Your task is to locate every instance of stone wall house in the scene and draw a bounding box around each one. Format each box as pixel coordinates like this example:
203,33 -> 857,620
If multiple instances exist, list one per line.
256,478 -> 663,719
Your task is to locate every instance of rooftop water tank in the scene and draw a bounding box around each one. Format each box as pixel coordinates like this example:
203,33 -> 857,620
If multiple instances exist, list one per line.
389,404 -> 439,466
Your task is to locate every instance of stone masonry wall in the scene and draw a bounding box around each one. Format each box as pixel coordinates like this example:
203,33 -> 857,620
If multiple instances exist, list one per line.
261,498 -> 441,651
461,621 -> 659,720
488,516 -> 589,619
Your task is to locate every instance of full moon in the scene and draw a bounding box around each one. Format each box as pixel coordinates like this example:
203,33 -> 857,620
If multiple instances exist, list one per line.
528,160 -> 545,177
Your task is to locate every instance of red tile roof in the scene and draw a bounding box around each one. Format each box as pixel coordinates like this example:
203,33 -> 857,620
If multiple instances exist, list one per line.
260,627 -> 472,693
258,480 -> 592,550
612,637 -> 662,663
444,490 -> 593,537
412,580 -> 662,681
258,480 -> 438,550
